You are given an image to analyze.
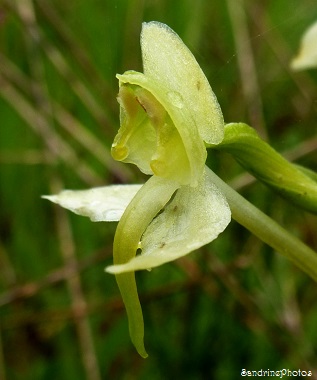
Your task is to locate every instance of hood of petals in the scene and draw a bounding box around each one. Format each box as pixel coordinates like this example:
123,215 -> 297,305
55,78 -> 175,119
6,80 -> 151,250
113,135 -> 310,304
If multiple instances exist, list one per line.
112,21 -> 225,187
113,72 -> 205,186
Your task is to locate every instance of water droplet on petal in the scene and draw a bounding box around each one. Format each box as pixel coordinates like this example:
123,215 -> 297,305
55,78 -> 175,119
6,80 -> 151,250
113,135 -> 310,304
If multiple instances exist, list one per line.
111,144 -> 128,160
167,91 -> 184,109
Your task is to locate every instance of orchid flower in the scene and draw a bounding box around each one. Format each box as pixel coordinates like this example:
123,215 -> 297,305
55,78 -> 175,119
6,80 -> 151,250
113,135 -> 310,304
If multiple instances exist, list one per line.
43,21 -> 231,357
291,19 -> 317,70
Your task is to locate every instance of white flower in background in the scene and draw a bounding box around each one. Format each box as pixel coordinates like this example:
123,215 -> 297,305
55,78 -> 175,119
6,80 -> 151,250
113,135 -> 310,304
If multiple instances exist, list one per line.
291,20 -> 317,70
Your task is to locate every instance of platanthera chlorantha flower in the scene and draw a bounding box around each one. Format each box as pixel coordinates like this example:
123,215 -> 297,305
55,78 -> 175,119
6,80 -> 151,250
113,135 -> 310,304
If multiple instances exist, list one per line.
43,21 -> 231,357
291,19 -> 317,70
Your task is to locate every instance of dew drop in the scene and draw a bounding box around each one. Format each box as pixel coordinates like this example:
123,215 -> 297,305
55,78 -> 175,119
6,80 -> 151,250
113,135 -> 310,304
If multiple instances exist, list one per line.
167,91 -> 184,109
111,144 -> 128,160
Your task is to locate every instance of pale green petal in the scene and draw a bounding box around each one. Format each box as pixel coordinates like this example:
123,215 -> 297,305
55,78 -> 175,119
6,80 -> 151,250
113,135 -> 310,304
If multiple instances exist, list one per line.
42,185 -> 142,222
141,21 -> 224,145
106,169 -> 231,274
291,20 -> 317,70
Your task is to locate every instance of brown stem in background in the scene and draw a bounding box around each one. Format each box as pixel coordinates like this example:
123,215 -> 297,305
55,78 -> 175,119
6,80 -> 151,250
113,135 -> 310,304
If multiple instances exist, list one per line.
226,0 -> 267,139
50,176 -> 101,380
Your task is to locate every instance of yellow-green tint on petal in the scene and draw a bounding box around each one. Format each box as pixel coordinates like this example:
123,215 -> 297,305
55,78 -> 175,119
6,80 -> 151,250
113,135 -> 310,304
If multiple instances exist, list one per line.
110,176 -> 180,356
106,169 -> 231,273
291,20 -> 317,70
112,82 -> 192,183
111,85 -> 156,175
150,115 -> 191,183
117,72 -> 206,186
132,86 -> 191,182
141,21 -> 224,145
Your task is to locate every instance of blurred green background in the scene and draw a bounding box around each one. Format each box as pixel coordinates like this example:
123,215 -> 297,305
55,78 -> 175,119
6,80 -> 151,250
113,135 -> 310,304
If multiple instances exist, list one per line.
0,0 -> 317,379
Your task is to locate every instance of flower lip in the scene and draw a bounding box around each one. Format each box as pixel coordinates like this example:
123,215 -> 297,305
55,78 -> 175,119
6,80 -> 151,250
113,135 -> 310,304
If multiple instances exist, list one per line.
106,168 -> 231,274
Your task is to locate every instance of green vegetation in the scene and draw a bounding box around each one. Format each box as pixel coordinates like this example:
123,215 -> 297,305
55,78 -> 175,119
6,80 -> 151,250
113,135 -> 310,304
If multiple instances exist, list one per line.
0,1 -> 316,379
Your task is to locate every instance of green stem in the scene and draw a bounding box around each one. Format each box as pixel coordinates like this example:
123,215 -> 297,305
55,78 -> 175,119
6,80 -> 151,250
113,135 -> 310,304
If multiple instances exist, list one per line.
206,167 -> 317,282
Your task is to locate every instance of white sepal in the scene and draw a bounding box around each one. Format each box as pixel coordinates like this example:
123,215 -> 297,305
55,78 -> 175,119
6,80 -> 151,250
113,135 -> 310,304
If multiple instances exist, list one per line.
42,185 -> 143,222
